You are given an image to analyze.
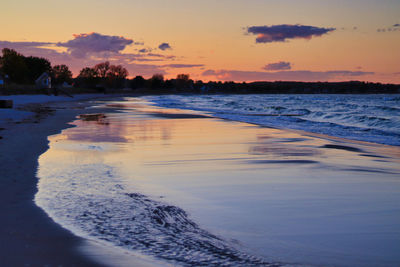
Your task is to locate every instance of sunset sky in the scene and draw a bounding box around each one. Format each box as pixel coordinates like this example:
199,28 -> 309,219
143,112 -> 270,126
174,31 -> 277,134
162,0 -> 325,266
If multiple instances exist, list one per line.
1,0 -> 399,83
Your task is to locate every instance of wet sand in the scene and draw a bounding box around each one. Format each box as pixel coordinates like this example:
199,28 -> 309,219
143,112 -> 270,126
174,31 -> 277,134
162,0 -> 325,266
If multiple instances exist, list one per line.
0,97 -> 161,266
36,98 -> 400,267
0,101 -> 103,266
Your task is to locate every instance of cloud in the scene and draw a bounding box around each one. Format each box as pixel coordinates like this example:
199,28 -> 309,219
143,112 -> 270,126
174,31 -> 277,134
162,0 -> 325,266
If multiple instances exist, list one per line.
0,41 -> 72,63
202,69 -> 373,82
263,61 -> 291,71
161,64 -> 204,69
125,63 -> 167,77
0,33 -> 179,77
247,24 -> 335,43
158,43 -> 172,51
57,32 -> 133,57
0,41 -> 52,49
138,48 -> 152,53
146,53 -> 175,59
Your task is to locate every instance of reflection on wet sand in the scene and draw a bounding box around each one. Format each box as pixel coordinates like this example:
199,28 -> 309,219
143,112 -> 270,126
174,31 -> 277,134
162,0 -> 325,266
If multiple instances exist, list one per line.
40,98 -> 400,267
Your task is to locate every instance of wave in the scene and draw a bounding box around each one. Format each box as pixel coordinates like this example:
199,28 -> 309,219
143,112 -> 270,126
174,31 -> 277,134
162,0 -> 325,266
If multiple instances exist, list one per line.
36,163 -> 280,266
143,94 -> 400,146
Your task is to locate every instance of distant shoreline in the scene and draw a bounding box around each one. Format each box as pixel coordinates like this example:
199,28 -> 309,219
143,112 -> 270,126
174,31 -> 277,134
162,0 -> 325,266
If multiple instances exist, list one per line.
1,80 -> 400,96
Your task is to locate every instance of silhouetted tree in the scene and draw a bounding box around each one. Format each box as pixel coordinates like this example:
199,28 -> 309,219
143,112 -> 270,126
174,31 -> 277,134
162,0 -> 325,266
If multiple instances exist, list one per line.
24,56 -> 52,83
130,75 -> 145,89
194,80 -> 204,92
0,48 -> 29,83
176,74 -> 191,91
106,65 -> 128,88
75,67 -> 99,88
94,61 -> 110,78
176,74 -> 190,81
78,67 -> 98,79
51,64 -> 72,85
149,74 -> 164,90
107,65 -> 128,79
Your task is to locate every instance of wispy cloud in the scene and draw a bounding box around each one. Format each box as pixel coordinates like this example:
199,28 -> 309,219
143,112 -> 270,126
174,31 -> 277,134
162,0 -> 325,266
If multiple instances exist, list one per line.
202,69 -> 373,82
263,61 -> 291,71
247,24 -> 335,43
161,64 -> 204,69
125,63 -> 167,77
0,41 -> 52,49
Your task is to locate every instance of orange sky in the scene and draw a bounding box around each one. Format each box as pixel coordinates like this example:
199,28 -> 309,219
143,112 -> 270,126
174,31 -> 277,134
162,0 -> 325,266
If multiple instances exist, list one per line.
1,0 -> 399,83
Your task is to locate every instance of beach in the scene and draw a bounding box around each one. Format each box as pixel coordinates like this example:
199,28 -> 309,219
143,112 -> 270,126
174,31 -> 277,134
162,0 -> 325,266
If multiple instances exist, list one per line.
0,97 -> 100,266
0,95 -> 161,266
1,95 -> 400,266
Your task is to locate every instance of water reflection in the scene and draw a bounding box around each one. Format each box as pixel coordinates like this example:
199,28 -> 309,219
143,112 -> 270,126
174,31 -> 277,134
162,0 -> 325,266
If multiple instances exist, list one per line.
37,98 -> 400,267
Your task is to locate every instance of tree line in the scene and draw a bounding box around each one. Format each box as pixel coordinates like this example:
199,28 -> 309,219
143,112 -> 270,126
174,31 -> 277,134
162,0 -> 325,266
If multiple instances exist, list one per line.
0,48 -> 73,85
1,48 -> 399,94
0,48 -> 129,88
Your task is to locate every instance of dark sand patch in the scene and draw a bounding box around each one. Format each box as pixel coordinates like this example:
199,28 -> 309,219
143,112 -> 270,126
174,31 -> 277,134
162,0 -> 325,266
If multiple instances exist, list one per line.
359,153 -> 390,159
248,159 -> 319,164
321,144 -> 364,152
148,112 -> 210,119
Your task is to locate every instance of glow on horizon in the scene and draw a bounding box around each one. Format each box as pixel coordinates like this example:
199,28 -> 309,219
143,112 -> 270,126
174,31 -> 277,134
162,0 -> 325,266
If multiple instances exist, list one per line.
0,0 -> 399,83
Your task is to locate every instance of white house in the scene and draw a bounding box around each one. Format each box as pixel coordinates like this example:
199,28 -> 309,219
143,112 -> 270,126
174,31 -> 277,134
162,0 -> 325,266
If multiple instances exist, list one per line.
35,72 -> 51,89
62,81 -> 73,88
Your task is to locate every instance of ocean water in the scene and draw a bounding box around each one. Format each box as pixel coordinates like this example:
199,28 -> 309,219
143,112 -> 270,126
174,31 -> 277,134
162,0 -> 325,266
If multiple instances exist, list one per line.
144,94 -> 400,146
35,97 -> 400,267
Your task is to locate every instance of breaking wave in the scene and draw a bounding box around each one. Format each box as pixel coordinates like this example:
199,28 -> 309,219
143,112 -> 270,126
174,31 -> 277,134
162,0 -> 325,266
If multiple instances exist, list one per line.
143,94 -> 400,146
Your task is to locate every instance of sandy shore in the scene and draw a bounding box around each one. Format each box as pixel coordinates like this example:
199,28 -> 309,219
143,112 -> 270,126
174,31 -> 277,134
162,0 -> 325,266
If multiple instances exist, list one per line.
0,100 -> 102,266
33,98 -> 400,266
0,95 -> 162,266
2,95 -> 399,266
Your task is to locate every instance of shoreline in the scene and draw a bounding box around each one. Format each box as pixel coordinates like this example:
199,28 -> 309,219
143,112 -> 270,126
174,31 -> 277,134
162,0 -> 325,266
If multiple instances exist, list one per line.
0,94 -> 162,266
1,94 -> 399,266
0,96 -> 112,266
36,97 -> 400,266
0,98 -> 104,266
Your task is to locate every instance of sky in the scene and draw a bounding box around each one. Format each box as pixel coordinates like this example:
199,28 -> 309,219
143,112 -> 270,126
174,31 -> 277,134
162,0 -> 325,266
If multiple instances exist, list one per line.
0,0 -> 399,83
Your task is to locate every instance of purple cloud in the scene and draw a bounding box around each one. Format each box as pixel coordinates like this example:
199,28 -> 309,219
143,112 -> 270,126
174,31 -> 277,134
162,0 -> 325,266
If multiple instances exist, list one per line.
263,61 -> 291,71
161,64 -> 204,69
138,48 -> 152,53
125,63 -> 167,77
0,41 -> 52,49
57,32 -> 133,57
247,24 -> 335,43
0,39 -> 177,77
158,43 -> 172,51
202,69 -> 373,82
